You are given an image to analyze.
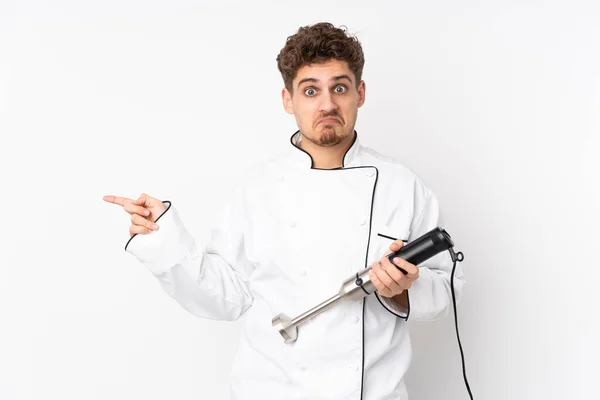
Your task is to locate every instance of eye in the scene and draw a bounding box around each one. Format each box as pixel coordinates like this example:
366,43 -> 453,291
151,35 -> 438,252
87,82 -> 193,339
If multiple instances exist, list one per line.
304,88 -> 317,96
334,85 -> 347,93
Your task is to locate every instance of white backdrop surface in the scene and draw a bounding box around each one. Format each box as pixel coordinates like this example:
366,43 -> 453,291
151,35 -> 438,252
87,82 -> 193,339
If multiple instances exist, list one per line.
1,1 -> 599,399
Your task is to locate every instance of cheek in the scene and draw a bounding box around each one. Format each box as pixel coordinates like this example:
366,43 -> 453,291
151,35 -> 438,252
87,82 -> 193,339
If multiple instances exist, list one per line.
293,113 -> 310,131
295,104 -> 317,124
343,103 -> 358,121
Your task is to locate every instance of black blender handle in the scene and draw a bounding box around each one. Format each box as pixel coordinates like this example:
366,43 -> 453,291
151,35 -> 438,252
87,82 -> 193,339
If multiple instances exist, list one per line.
386,227 -> 454,274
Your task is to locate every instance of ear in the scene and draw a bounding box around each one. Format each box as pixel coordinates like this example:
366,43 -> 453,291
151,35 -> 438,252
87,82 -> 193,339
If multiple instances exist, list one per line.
282,87 -> 294,114
357,80 -> 366,108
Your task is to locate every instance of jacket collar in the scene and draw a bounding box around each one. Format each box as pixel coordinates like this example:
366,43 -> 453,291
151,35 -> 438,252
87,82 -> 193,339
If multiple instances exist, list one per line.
287,129 -> 362,169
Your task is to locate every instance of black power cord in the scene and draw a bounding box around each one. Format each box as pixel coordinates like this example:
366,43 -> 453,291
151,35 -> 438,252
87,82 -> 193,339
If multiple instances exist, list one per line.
448,248 -> 474,399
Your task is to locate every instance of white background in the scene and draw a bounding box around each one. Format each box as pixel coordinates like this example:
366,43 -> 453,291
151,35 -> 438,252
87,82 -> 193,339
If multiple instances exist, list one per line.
1,1 -> 599,399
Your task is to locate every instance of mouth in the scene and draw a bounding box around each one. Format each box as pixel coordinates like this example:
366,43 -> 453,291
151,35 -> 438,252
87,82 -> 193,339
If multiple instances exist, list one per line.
318,117 -> 341,125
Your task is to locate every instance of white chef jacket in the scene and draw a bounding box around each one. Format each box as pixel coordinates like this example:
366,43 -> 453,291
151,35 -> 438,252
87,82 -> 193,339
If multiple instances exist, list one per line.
125,130 -> 465,400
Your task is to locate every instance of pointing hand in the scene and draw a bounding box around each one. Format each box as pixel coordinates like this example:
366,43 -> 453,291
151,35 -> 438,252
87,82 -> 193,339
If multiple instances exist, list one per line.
103,193 -> 167,237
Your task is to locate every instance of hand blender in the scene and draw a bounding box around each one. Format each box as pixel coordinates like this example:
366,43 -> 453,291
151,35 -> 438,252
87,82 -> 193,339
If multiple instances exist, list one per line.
272,227 -> 460,343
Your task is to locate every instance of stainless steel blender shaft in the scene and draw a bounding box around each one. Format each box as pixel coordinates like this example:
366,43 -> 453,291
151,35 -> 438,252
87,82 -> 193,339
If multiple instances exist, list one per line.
272,265 -> 376,344
290,293 -> 341,327
272,226 -> 456,344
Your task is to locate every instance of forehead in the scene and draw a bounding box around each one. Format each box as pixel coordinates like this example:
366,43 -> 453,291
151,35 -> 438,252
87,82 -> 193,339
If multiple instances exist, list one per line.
294,59 -> 354,85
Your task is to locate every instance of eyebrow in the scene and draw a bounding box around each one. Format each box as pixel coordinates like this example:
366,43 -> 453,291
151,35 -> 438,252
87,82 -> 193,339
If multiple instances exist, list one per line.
296,74 -> 353,89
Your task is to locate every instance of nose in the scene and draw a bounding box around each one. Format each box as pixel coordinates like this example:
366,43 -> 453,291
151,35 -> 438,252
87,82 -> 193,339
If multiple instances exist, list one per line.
319,91 -> 338,114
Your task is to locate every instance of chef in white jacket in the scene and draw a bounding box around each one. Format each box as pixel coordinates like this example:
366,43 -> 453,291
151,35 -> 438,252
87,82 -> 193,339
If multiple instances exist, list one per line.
104,22 -> 465,400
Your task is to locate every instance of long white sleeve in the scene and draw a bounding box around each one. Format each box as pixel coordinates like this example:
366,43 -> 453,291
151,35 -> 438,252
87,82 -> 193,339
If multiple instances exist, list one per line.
380,189 -> 466,321
124,188 -> 255,321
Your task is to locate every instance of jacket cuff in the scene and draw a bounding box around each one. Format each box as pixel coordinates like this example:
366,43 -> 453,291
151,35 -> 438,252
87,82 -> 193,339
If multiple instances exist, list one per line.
124,201 -> 195,276
375,291 -> 410,320
401,266 -> 448,321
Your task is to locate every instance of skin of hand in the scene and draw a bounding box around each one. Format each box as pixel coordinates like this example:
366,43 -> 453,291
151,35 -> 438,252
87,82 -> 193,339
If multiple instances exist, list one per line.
368,239 -> 419,298
103,193 -> 167,237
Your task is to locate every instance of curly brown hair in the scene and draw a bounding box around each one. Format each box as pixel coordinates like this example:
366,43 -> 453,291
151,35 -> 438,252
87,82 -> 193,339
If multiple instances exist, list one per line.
276,22 -> 365,94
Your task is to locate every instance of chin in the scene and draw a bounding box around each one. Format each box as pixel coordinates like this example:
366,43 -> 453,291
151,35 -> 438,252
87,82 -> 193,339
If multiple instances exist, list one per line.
317,126 -> 347,146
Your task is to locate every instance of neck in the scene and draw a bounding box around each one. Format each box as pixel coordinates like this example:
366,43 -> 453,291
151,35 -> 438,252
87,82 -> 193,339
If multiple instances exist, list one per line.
299,131 -> 356,169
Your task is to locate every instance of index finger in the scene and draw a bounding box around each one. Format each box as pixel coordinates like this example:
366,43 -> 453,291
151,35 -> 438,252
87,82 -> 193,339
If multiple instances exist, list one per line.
103,195 -> 129,206
377,257 -> 410,288
389,256 -> 418,278
390,239 -> 406,252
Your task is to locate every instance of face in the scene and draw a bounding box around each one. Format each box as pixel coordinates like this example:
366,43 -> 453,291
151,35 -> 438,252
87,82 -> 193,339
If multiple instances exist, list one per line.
282,59 -> 366,147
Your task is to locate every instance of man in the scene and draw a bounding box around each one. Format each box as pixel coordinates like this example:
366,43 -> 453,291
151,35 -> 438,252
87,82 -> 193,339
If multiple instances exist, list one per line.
104,22 -> 465,400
